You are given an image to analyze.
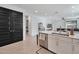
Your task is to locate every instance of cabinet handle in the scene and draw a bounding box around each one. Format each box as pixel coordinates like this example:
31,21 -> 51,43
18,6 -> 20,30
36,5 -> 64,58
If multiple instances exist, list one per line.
45,34 -> 48,41
72,45 -> 75,52
56,40 -> 59,46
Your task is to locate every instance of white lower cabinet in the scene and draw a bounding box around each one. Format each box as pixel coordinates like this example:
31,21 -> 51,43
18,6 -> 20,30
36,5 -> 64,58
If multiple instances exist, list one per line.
57,35 -> 72,54
48,34 -> 58,53
73,39 -> 79,54
38,33 -> 48,48
48,34 -> 73,54
40,33 -> 79,54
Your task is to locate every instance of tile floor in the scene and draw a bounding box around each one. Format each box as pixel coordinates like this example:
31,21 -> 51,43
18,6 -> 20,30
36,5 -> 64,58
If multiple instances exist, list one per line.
0,35 -> 52,54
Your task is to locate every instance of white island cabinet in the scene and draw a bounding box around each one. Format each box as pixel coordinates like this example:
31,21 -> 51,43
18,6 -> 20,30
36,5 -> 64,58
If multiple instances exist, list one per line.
48,34 -> 73,54
38,31 -> 79,54
73,39 -> 79,54
48,34 -> 58,53
57,35 -> 73,54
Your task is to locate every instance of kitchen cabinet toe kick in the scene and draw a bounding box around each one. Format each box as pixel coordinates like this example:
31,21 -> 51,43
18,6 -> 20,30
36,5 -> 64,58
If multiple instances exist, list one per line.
40,45 -> 56,54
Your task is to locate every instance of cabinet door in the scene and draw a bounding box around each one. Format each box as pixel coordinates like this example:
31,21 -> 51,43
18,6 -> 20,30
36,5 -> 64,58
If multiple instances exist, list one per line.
73,39 -> 79,54
39,33 -> 48,48
58,35 -> 72,54
10,11 -> 23,41
0,8 -> 10,42
39,33 -> 46,40
48,34 -> 58,53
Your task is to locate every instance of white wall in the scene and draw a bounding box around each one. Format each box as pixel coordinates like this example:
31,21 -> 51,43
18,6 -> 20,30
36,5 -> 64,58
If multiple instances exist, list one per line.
50,16 -> 65,30
31,15 -> 65,36
77,19 -> 79,28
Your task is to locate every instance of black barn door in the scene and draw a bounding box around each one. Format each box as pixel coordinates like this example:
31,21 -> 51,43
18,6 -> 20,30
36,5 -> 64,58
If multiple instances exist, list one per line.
10,10 -> 23,41
0,7 -> 10,46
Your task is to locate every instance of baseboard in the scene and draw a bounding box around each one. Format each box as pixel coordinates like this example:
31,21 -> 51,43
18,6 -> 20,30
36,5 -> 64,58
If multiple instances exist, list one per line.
0,39 -> 23,47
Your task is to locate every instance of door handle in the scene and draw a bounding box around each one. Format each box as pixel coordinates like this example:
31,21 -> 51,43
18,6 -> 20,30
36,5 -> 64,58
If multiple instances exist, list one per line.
13,30 -> 15,32
9,27 -> 10,31
10,30 -> 13,32
10,30 -> 15,32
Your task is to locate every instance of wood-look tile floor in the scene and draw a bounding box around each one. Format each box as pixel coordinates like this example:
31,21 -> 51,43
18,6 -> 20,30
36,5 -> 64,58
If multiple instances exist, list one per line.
0,35 -> 52,54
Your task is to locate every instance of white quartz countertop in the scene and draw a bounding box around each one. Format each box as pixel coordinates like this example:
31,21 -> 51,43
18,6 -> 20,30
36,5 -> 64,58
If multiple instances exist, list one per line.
39,31 -> 67,35
39,31 -> 79,39
39,31 -> 54,34
69,34 -> 79,39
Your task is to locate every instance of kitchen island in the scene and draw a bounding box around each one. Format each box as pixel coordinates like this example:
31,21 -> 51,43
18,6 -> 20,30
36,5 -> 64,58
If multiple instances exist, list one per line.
38,31 -> 79,54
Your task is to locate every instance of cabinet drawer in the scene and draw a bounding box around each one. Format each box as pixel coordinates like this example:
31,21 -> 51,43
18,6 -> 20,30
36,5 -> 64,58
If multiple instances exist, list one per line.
59,35 -> 72,43
48,34 -> 52,39
73,39 -> 79,44
39,39 -> 48,48
72,39 -> 79,54
48,34 -> 59,39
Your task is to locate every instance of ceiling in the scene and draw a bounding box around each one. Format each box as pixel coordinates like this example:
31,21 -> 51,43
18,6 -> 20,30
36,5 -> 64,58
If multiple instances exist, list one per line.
12,4 -> 79,17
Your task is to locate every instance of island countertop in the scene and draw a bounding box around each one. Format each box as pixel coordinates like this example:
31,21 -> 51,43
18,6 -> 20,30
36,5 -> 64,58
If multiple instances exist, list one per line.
39,31 -> 79,39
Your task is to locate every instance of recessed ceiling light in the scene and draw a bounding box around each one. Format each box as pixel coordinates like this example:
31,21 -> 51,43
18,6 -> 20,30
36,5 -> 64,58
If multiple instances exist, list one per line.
34,10 -> 38,13
72,6 -> 75,9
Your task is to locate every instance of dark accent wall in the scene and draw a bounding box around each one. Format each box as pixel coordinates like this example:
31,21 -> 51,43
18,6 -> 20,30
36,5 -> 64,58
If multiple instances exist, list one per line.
0,7 -> 23,47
